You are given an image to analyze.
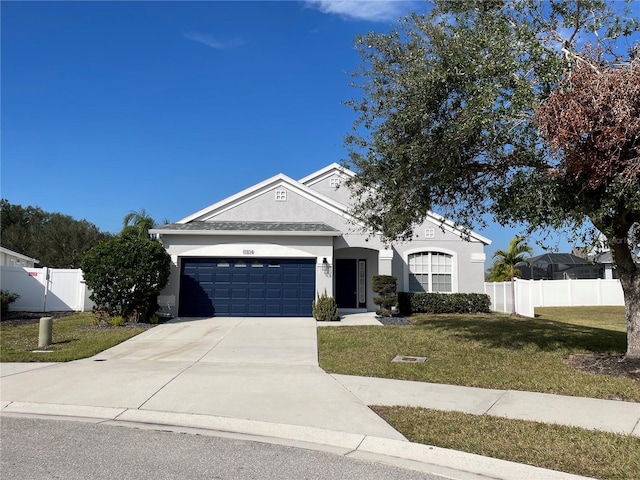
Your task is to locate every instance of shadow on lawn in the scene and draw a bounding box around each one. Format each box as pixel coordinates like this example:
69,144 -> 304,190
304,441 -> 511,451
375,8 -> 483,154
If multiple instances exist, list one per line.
413,315 -> 626,353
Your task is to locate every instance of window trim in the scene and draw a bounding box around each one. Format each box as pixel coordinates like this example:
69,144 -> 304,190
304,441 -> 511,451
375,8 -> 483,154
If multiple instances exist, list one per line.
403,247 -> 458,293
275,189 -> 287,202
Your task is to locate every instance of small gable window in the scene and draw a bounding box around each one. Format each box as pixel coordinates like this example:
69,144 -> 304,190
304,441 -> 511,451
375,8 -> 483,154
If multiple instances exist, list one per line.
275,190 -> 287,201
424,228 -> 435,239
330,177 -> 341,188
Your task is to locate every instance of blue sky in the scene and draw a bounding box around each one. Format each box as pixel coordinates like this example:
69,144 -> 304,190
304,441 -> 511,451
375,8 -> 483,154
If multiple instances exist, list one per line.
2,1 -> 633,263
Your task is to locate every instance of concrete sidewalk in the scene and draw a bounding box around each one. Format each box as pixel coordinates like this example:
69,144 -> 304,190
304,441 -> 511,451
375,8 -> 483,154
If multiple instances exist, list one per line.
2,315 -> 638,480
333,375 -> 640,436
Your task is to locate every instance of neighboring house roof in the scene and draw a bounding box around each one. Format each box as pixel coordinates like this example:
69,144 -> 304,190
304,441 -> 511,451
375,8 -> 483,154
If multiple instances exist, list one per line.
151,221 -> 342,236
515,252 -> 599,280
593,251 -> 614,264
586,232 -> 640,265
521,253 -> 589,266
0,246 -> 40,265
155,164 -> 491,245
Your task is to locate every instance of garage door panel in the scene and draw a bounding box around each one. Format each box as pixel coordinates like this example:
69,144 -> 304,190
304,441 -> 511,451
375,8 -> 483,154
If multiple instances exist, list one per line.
249,289 -> 265,300
232,273 -> 249,283
282,288 -> 300,299
214,288 -> 231,299
266,289 -> 282,299
300,272 -> 315,281
231,288 -> 248,299
231,304 -> 249,315
214,273 -> 231,283
250,273 -> 266,283
282,305 -> 301,315
300,287 -> 315,298
179,258 -> 315,317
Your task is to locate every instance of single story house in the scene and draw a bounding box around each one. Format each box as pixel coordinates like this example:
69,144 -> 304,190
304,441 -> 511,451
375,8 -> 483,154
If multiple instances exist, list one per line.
151,164 -> 491,317
0,246 -> 39,268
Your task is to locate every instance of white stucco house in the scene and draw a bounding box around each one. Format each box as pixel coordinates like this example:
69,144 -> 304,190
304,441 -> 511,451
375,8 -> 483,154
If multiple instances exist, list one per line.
150,163 -> 491,317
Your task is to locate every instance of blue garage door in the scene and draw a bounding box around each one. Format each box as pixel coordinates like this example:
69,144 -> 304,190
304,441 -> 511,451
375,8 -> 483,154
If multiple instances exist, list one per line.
179,258 -> 316,317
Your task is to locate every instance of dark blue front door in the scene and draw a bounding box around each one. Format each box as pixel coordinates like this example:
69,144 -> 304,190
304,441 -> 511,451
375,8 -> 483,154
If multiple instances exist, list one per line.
179,258 -> 316,317
335,259 -> 358,308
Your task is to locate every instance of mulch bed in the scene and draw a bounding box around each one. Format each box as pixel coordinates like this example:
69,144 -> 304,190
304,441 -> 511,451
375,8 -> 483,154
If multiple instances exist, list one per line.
377,315 -> 412,325
564,353 -> 640,381
1,311 -> 76,327
1,311 -> 164,330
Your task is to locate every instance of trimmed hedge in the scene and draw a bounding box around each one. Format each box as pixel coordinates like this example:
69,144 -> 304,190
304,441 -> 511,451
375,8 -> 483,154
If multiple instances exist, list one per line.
397,292 -> 491,315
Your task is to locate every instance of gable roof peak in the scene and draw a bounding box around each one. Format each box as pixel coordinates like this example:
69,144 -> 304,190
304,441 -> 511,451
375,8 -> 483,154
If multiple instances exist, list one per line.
176,169 -> 357,225
299,163 -> 355,186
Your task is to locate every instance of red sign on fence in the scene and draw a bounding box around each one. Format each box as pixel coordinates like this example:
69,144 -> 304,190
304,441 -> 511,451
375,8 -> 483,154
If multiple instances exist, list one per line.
28,272 -> 38,277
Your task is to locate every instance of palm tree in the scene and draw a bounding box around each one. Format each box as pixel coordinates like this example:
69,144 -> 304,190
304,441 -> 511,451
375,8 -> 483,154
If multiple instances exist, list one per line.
485,262 -> 510,282
122,208 -> 156,239
492,236 -> 533,316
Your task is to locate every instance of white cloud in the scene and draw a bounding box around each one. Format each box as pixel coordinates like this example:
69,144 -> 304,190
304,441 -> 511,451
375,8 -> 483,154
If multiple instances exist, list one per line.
304,0 -> 415,22
184,31 -> 244,49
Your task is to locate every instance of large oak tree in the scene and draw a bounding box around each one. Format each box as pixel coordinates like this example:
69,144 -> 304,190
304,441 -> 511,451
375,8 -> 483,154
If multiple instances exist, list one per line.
344,0 -> 640,358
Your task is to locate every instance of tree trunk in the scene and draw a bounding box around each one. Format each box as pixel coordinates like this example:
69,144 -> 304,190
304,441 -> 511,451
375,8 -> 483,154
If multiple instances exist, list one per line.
610,239 -> 640,359
622,275 -> 640,359
620,271 -> 640,359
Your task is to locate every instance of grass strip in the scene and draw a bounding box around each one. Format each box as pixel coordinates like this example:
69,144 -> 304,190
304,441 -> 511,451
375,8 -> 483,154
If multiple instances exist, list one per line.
0,313 -> 146,362
372,406 -> 640,480
318,307 -> 640,401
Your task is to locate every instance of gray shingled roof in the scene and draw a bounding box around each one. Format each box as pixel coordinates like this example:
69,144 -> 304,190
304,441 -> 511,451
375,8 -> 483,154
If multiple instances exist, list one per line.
153,221 -> 341,234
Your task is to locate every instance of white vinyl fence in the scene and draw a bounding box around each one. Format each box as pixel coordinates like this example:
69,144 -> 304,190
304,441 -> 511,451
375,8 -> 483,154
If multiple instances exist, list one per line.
1,266 -> 94,312
484,278 -> 625,317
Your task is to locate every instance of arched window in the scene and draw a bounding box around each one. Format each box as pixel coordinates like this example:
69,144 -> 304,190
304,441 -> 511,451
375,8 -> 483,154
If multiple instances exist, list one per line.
408,252 -> 453,293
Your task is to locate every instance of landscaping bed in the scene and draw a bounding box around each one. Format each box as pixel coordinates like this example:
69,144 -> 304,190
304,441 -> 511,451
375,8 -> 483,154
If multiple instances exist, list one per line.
565,353 -> 640,382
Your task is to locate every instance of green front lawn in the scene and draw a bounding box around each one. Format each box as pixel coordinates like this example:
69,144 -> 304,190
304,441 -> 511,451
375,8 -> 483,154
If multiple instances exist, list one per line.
373,406 -> 640,480
318,306 -> 639,401
0,313 -> 147,362
319,306 -> 638,479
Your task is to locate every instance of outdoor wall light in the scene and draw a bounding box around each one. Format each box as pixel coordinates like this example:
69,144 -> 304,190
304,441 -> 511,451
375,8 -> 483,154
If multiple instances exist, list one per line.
322,257 -> 331,273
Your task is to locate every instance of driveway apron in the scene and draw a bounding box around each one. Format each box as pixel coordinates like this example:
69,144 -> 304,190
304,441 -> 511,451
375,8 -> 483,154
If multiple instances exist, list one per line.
0,317 -> 405,440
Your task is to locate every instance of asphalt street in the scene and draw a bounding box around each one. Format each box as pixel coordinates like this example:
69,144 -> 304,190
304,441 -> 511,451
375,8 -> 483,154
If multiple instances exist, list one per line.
0,417 -> 449,480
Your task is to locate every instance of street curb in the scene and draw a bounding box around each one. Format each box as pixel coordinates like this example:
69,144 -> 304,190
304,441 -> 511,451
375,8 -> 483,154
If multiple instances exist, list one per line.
1,402 -> 595,480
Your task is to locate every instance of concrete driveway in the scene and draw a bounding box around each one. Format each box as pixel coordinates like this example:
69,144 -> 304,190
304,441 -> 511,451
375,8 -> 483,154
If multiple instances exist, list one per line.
0,317 -> 405,440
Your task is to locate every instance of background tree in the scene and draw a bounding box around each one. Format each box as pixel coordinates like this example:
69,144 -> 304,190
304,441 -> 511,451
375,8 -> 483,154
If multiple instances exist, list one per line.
0,199 -> 111,268
81,235 -> 170,321
344,1 -> 640,358
122,208 -> 157,239
491,237 -> 533,315
485,263 -> 510,283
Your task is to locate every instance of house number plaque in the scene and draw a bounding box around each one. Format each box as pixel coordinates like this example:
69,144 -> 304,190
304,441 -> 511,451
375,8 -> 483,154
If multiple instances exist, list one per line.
243,249 -> 255,255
